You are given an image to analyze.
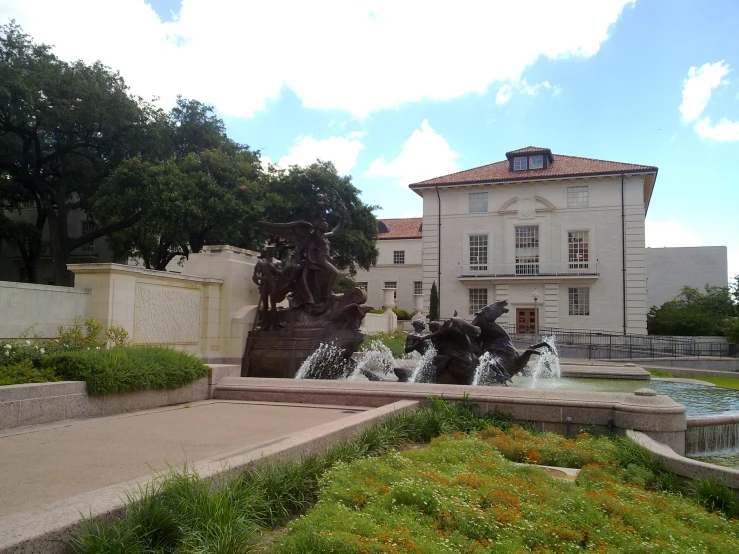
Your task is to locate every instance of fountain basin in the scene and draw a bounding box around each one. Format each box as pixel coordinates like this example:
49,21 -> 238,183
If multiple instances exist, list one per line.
214,377 -> 687,453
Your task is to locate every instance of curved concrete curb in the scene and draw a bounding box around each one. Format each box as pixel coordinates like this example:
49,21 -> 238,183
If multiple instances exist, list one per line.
627,430 -> 739,489
688,413 -> 739,428
0,400 -> 419,554
652,377 -> 716,387
215,378 -> 688,453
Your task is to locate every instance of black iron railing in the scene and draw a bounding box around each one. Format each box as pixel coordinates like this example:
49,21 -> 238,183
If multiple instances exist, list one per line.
505,326 -> 737,359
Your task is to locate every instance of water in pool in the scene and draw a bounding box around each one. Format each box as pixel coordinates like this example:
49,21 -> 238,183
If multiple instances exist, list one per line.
511,376 -> 739,418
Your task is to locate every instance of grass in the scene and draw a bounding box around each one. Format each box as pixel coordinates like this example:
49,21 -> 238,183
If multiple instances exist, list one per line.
39,347 -> 211,396
360,330 -> 408,359
648,369 -> 739,390
274,428 -> 739,553
68,399 -> 513,553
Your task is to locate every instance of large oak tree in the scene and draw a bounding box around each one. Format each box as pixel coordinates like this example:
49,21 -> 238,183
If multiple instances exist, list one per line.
0,22 -> 152,284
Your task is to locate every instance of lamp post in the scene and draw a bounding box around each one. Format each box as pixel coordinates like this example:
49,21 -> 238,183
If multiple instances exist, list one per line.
532,288 -> 540,337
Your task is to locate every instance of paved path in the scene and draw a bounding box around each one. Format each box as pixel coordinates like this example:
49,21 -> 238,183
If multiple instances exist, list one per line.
0,400 -> 365,516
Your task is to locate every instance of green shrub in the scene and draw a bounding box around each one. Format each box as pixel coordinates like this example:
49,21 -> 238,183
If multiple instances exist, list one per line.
392,308 -> 411,320
0,359 -> 60,386
726,317 -> 739,344
359,330 -> 407,358
42,347 -> 210,396
368,308 -> 385,314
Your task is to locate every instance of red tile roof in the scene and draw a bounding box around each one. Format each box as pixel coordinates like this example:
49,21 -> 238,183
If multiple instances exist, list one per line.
505,146 -> 551,155
410,149 -> 659,211
410,153 -> 658,188
377,218 -> 423,240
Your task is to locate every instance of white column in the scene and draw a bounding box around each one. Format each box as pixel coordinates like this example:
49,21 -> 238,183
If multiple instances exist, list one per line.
382,288 -> 396,310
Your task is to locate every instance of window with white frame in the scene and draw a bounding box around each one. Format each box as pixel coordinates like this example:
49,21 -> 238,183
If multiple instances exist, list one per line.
393,250 -> 405,265
469,192 -> 488,213
469,288 -> 488,314
357,281 -> 368,291
515,226 -> 539,275
528,155 -> 544,169
469,234 -> 488,271
568,287 -> 590,315
80,221 -> 95,252
568,231 -> 589,270
513,156 -> 528,170
567,186 -> 588,208
384,281 -> 397,300
413,281 -> 423,295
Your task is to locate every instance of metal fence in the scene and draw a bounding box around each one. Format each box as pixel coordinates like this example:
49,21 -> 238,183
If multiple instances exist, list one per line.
506,326 -> 737,360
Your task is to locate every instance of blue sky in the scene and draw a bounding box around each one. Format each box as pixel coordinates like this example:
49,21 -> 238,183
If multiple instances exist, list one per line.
4,0 -> 737,278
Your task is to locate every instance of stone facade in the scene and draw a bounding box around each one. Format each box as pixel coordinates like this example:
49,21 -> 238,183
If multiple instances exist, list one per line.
0,204 -> 115,284
378,147 -> 663,334
353,235 -> 422,314
646,246 -> 728,308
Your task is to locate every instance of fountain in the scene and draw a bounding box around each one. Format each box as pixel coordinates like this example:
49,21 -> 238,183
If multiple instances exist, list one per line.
293,299 -> 556,387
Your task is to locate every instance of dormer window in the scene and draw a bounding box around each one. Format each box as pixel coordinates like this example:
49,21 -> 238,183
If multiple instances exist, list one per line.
529,155 -> 543,169
506,147 -> 553,171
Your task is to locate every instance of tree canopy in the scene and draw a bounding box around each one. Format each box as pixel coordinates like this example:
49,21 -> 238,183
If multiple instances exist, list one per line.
257,161 -> 379,274
647,282 -> 738,336
0,21 -> 152,284
0,23 -> 379,283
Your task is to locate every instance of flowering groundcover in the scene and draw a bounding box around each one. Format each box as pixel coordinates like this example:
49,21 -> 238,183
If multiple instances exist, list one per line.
275,429 -> 739,553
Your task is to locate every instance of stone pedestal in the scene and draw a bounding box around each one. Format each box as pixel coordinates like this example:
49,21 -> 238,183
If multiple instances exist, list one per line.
382,288 -> 396,310
241,327 -> 364,378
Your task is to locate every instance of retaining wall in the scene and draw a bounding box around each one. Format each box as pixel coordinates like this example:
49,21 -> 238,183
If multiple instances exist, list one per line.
0,281 -> 91,340
0,364 -> 239,431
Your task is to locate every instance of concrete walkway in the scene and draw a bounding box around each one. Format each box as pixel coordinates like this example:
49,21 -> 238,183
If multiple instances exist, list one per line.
0,400 -> 365,517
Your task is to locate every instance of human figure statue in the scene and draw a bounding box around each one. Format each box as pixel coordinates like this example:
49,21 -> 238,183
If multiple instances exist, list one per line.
257,204 -> 346,308
404,319 -> 428,356
252,255 -> 286,331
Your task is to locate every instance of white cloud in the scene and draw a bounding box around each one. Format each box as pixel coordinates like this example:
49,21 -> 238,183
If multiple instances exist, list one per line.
694,117 -> 739,141
645,220 -> 701,248
679,61 -> 730,123
678,61 -> 739,142
364,120 -> 460,186
3,0 -> 634,117
495,79 -> 557,105
274,136 -> 364,175
495,84 -> 514,105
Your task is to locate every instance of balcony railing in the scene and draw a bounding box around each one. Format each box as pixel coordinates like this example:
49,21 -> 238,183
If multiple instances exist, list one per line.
457,261 -> 599,279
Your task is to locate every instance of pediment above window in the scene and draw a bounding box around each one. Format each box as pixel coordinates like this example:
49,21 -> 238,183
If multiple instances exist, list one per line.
498,195 -> 555,215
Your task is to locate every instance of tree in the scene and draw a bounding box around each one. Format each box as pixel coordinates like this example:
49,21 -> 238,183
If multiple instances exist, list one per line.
100,98 -> 263,270
647,284 -> 738,336
256,161 -> 378,273
429,281 -> 440,321
101,149 -> 262,270
0,22 -> 152,285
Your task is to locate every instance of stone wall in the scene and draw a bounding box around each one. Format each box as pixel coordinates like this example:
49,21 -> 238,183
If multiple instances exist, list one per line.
360,311 -> 398,334
0,281 -> 91,340
646,246 -> 728,309
68,246 -> 262,362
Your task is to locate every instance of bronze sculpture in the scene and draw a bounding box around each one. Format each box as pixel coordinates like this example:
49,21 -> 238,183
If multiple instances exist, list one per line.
241,208 -> 370,378
368,300 -> 553,386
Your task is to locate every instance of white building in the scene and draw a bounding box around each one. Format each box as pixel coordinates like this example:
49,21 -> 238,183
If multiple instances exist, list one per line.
646,246 -> 728,309
402,146 -> 659,334
353,218 -> 423,314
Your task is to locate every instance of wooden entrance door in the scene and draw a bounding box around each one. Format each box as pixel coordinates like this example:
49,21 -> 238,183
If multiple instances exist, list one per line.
516,308 -> 537,334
